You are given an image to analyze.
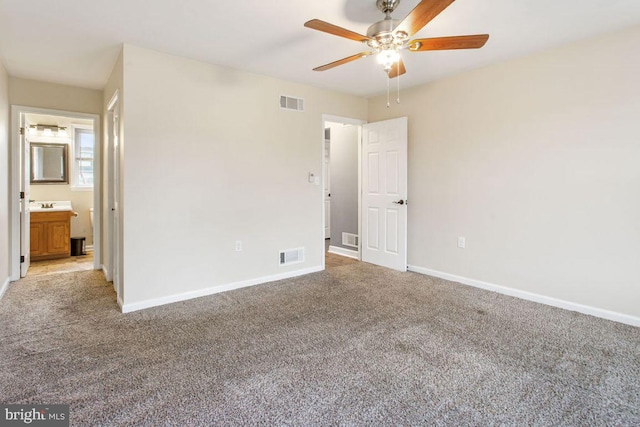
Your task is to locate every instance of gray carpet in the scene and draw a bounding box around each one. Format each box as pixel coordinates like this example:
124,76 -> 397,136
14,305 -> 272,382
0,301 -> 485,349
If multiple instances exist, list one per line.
1,264 -> 639,426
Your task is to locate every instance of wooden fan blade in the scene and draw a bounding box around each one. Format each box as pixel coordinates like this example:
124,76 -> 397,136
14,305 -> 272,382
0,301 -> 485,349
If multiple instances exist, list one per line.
388,58 -> 406,79
408,34 -> 489,51
304,19 -> 371,43
394,0 -> 456,38
313,52 -> 373,71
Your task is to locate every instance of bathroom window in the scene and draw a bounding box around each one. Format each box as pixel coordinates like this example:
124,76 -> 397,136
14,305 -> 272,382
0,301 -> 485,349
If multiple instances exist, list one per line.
71,127 -> 94,190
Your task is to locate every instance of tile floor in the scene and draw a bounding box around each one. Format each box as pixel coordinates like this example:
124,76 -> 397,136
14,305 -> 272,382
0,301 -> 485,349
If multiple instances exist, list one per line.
27,251 -> 95,277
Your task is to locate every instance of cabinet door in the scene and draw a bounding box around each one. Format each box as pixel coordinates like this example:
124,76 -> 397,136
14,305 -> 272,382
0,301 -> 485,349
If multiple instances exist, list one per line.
47,221 -> 70,255
30,222 -> 46,257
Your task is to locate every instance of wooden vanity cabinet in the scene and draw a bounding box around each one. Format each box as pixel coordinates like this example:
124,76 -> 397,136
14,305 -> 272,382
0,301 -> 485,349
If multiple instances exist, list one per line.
30,211 -> 73,260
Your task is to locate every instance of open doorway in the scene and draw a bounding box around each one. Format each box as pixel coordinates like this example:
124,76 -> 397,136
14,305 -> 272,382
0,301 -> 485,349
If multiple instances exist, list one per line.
10,106 -> 101,280
322,115 -> 365,269
26,112 -> 95,276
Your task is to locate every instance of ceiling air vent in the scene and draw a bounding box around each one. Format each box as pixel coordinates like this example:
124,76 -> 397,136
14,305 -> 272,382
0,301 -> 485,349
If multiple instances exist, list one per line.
280,95 -> 304,112
279,247 -> 305,266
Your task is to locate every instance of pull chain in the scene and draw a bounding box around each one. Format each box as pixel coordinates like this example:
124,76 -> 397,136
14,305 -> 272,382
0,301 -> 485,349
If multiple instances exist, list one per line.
386,73 -> 390,108
396,61 -> 401,104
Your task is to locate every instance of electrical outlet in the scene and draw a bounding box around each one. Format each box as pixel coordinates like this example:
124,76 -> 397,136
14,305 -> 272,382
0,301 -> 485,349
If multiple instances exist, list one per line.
457,237 -> 466,249
235,240 -> 242,251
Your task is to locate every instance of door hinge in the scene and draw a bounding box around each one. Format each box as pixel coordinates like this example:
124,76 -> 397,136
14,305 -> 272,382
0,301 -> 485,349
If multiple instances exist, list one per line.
20,256 -> 25,263
20,127 -> 25,136
19,191 -> 25,200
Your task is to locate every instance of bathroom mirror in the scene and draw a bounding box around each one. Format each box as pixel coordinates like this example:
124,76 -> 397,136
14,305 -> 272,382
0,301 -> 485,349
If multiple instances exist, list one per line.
30,143 -> 68,184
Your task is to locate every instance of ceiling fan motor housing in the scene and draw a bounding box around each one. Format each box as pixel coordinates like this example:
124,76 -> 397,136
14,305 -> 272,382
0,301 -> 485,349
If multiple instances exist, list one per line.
368,0 -> 408,50
367,18 -> 407,50
376,0 -> 401,14
367,18 -> 400,39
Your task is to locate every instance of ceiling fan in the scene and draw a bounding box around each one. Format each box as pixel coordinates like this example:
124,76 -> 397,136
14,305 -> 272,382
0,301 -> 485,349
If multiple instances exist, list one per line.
304,0 -> 489,79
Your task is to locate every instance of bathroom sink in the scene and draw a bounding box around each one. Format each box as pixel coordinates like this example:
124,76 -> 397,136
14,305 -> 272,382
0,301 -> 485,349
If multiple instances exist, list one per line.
29,201 -> 73,212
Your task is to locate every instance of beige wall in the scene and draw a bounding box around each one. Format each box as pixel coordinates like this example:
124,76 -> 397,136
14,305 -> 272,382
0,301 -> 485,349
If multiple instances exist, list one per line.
120,44 -> 367,307
0,61 -> 9,288
369,26 -> 640,318
9,77 -> 102,115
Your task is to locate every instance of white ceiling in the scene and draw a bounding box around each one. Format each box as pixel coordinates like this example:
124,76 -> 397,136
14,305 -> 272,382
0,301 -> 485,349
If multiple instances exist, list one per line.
1,0 -> 640,97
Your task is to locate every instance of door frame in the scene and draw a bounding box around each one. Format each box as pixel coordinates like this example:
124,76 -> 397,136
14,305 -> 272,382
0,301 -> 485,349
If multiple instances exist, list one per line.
106,90 -> 123,306
18,113 -> 30,277
323,135 -> 330,239
10,105 -> 102,281
321,114 -> 366,269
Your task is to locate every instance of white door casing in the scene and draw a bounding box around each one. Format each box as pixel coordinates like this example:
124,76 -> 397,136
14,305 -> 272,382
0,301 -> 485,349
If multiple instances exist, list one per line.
324,138 -> 330,239
10,106 -> 101,282
20,115 -> 31,277
105,91 -> 122,303
361,117 -> 408,271
111,102 -> 122,300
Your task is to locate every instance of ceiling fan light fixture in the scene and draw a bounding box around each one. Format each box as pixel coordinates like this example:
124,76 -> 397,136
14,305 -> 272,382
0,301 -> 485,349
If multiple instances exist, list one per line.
394,31 -> 409,41
377,48 -> 400,71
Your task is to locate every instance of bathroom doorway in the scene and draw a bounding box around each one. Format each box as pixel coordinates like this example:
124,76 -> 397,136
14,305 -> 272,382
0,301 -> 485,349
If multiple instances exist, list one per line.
10,106 -> 101,280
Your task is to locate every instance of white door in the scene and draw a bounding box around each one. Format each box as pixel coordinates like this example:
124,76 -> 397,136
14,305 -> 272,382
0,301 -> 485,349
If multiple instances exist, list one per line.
323,138 -> 330,239
20,116 -> 31,277
361,117 -> 408,271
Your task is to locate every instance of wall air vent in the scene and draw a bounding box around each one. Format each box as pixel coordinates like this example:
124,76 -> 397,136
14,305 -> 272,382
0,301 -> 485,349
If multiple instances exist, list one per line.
279,247 -> 305,266
279,95 -> 304,112
342,233 -> 359,248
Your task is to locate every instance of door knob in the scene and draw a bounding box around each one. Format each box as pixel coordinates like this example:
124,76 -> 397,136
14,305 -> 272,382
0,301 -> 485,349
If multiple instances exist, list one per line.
392,199 -> 406,205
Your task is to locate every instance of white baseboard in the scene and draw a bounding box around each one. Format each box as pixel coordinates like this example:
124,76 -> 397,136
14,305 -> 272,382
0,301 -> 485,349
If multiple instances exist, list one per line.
101,264 -> 114,283
86,245 -> 94,251
0,277 -> 10,300
121,265 -> 324,313
408,265 -> 640,328
328,245 -> 359,260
